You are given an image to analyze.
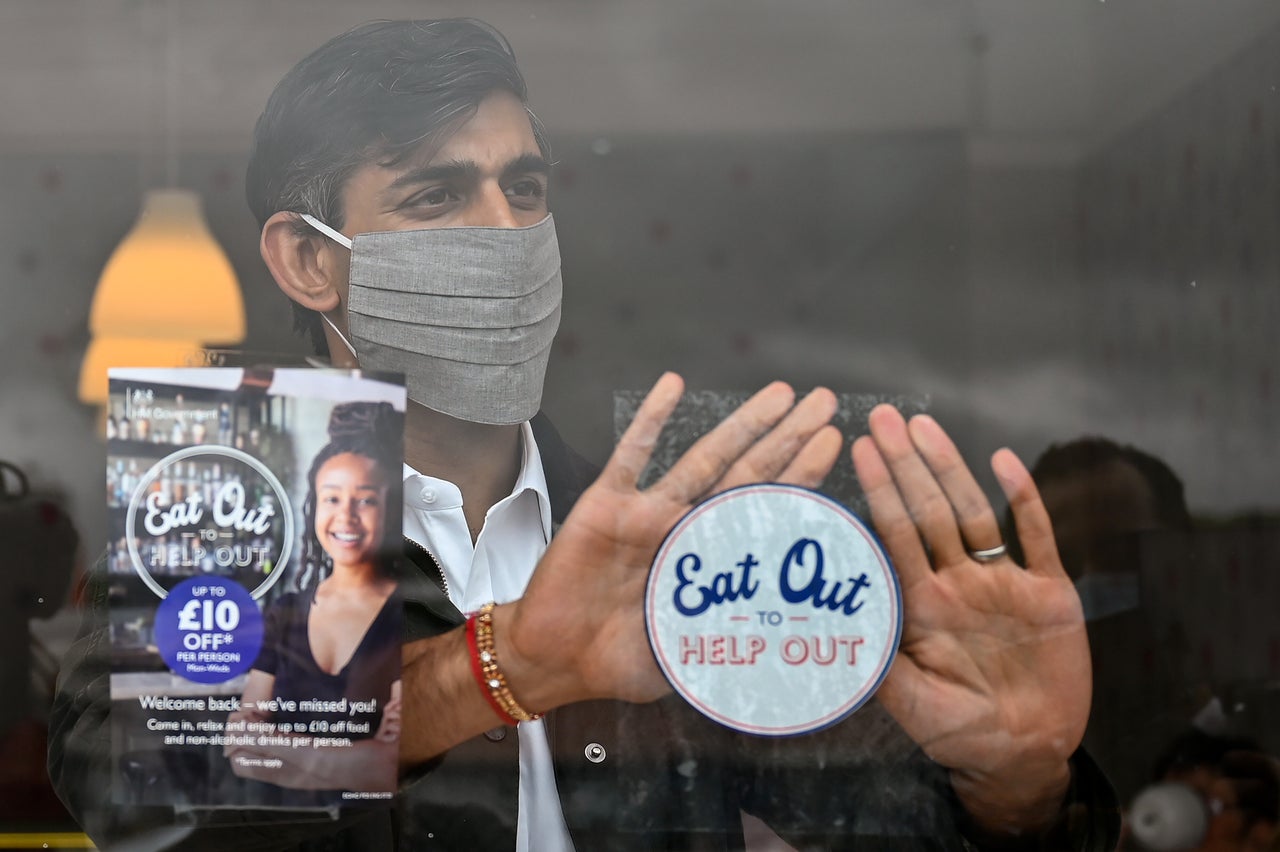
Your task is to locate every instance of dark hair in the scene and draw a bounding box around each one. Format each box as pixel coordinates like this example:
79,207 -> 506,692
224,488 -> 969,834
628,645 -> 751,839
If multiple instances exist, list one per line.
245,19 -> 550,353
1029,437 -> 1191,531
1004,436 -> 1191,567
297,402 -> 403,589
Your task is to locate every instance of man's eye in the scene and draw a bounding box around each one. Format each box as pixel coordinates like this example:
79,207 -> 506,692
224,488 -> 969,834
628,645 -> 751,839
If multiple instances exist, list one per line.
407,186 -> 455,207
505,179 -> 545,200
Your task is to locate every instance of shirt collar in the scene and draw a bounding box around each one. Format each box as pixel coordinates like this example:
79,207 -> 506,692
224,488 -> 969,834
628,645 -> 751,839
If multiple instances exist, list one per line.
402,421 -> 552,541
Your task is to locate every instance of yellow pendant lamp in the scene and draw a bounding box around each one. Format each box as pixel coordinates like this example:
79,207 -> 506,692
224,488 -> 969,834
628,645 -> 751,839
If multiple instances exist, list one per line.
78,189 -> 245,404
78,2 -> 244,407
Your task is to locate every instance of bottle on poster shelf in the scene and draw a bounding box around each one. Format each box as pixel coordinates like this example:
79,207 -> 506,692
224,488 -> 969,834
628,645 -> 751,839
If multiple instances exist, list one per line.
158,466 -> 172,505
118,417 -> 132,441
171,394 -> 186,445
134,413 -> 150,442
122,460 -> 139,503
212,464 -> 224,507
113,538 -> 129,575
106,413 -> 117,441
107,459 -> 121,506
191,421 -> 206,445
218,401 -> 232,445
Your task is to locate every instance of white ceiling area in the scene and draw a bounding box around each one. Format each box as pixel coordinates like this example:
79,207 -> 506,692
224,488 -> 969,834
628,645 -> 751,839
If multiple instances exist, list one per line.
1,0 -> 1277,162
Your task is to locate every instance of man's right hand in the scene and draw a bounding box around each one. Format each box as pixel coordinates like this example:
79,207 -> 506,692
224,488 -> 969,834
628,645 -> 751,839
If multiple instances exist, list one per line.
398,373 -> 841,768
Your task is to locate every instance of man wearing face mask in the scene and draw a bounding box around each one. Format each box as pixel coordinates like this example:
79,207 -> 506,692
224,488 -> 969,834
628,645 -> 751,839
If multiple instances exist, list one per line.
51,18 -> 1120,851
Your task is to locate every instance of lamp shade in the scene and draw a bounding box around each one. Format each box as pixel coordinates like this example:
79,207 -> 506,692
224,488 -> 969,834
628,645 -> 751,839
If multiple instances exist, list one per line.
79,189 -> 246,405
87,189 -> 245,340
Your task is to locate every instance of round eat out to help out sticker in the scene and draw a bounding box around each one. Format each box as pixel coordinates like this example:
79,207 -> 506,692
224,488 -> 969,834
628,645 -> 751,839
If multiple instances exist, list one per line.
645,484 -> 901,736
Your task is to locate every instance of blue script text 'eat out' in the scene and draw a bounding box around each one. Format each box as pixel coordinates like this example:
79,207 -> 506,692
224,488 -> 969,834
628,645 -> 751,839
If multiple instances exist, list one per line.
674,537 -> 872,618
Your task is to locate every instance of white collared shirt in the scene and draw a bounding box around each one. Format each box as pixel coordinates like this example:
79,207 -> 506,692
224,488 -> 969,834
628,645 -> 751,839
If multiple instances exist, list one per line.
402,421 -> 574,852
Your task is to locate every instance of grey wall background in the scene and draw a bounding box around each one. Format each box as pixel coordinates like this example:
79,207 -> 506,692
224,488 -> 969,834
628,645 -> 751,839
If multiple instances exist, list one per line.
7,0 -> 1280,544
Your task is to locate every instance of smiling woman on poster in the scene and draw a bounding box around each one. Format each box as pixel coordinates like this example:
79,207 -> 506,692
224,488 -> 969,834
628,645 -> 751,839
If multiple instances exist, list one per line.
225,402 -> 403,803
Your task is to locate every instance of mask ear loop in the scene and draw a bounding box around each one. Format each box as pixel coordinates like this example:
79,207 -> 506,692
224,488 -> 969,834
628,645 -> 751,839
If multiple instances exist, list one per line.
297,213 -> 358,359
299,213 -> 353,249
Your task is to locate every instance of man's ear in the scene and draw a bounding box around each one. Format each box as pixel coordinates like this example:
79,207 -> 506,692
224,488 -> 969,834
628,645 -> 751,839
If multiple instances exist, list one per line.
260,211 -> 342,313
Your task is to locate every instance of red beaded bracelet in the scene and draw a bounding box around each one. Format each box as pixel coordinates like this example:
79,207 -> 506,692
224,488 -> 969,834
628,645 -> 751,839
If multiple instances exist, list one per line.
465,603 -> 542,726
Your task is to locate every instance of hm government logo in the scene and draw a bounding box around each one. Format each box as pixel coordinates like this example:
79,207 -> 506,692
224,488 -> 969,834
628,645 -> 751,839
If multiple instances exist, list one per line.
645,484 -> 901,737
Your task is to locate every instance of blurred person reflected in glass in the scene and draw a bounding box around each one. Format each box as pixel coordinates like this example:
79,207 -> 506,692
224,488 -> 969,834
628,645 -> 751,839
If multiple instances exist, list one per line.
1009,437 -> 1199,802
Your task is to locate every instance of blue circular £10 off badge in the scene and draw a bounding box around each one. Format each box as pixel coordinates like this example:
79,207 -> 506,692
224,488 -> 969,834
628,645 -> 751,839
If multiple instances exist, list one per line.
154,576 -> 264,684
645,484 -> 901,736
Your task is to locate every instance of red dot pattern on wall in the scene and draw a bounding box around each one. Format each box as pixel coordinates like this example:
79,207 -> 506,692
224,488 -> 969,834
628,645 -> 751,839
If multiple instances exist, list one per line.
555,331 -> 580,358
38,501 -> 60,526
613,301 -> 637,326
39,333 -> 64,356
211,168 -> 234,192
39,167 -> 62,193
649,219 -> 671,244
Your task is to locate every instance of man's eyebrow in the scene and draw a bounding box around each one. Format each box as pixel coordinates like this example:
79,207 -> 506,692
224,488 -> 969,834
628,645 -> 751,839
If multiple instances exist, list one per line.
385,160 -> 478,192
384,153 -> 551,194
501,153 -> 552,179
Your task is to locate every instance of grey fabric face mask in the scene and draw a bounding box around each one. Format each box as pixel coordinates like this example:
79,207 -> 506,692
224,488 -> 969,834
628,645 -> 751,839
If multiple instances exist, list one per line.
301,214 -> 562,426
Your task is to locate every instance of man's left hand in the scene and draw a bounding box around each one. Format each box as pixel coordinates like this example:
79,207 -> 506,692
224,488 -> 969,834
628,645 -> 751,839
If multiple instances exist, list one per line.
852,405 -> 1090,836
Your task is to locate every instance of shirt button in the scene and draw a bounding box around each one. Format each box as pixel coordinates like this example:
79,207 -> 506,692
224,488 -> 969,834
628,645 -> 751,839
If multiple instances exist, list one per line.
483,727 -> 508,742
419,487 -> 437,504
584,742 -> 606,763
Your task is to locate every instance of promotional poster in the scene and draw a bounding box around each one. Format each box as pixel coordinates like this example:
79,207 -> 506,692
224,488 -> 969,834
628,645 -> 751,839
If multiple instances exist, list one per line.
106,367 -> 405,811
